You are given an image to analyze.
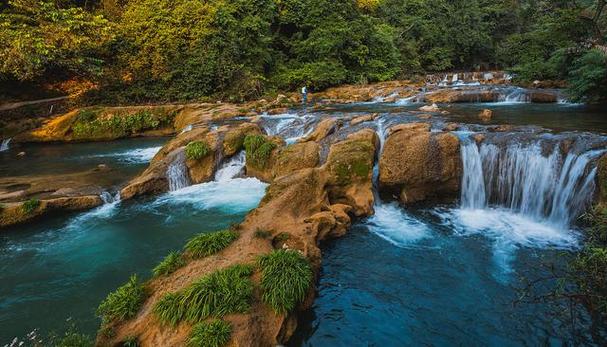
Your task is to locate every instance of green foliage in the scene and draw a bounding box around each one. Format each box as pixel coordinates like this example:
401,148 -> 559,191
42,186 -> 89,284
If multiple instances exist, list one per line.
153,264 -> 254,325
567,49 -> 607,104
187,320 -> 232,347
72,109 -> 174,139
184,230 -> 239,259
243,135 -> 276,169
185,141 -> 211,161
274,232 -> 290,243
50,323 -> 93,347
96,274 -> 146,324
0,0 -> 113,81
22,198 -> 40,214
258,250 -> 313,314
254,229 -> 271,239
153,251 -> 186,277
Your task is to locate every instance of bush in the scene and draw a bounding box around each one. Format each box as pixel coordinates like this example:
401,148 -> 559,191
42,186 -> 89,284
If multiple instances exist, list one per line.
184,230 -> 239,259
243,135 -> 276,169
72,110 -> 174,139
567,49 -> 607,104
154,264 -> 254,325
97,275 -> 147,324
258,250 -> 313,314
187,320 -> 232,347
185,141 -> 211,161
153,251 -> 186,277
254,229 -> 271,239
22,198 -> 40,215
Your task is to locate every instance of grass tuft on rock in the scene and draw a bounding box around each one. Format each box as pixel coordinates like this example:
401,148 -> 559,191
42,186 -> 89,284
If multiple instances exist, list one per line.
187,319 -> 232,347
185,141 -> 211,161
97,275 -> 146,324
153,264 -> 254,325
184,230 -> 239,259
244,134 -> 276,168
22,198 -> 40,215
258,250 -> 313,314
153,251 -> 186,277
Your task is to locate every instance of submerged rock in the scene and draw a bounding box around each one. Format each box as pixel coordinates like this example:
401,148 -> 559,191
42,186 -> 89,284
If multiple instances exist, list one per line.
419,103 -> 440,112
379,123 -> 461,204
479,109 -> 493,122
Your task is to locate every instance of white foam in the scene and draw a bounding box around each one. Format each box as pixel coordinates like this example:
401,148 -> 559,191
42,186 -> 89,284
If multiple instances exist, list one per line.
155,178 -> 267,213
367,203 -> 431,247
91,146 -> 162,163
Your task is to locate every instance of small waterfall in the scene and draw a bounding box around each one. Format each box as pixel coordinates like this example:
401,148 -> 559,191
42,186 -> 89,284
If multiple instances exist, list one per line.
167,152 -> 191,191
214,151 -> 246,182
100,191 -> 121,204
460,140 -> 603,227
498,87 -> 530,103
0,138 -> 11,152
372,117 -> 387,197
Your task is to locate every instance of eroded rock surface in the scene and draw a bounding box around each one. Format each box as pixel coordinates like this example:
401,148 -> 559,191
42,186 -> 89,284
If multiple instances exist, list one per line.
379,123 -> 461,204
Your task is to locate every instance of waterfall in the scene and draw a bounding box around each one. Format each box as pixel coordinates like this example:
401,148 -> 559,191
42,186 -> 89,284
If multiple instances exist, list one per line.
0,138 -> 11,152
100,191 -> 121,204
372,117 -> 387,197
214,151 -> 246,182
460,140 -> 603,227
167,152 -> 191,191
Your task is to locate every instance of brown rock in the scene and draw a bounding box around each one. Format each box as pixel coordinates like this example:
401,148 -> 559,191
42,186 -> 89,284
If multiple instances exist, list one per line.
479,109 -> 493,122
443,123 -> 460,131
273,142 -> 320,179
426,89 -> 498,103
299,118 -> 339,143
473,134 -> 485,144
350,113 -> 378,126
419,103 -> 440,112
529,91 -> 558,103
223,123 -> 262,157
379,123 -> 461,204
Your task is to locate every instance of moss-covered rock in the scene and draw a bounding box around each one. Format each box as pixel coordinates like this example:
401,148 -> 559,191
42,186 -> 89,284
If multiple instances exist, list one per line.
223,123 -> 262,157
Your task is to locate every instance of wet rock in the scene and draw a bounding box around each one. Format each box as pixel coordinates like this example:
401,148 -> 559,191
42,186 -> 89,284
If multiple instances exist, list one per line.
473,134 -> 486,144
443,123 -> 460,131
425,89 -> 498,103
273,142 -> 320,179
379,123 -> 461,204
0,195 -> 103,228
350,113 -> 378,126
418,114 -> 432,120
529,91 -> 558,103
299,118 -> 339,143
479,109 -> 493,122
419,103 -> 440,112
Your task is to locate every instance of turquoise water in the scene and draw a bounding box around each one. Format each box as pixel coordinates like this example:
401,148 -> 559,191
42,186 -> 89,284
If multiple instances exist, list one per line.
291,207 -> 599,346
0,147 -> 266,342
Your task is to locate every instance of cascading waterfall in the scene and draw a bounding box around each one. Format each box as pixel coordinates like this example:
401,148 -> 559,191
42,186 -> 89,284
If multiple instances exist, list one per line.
0,138 -> 11,152
214,151 -> 246,182
167,152 -> 191,191
460,139 -> 603,228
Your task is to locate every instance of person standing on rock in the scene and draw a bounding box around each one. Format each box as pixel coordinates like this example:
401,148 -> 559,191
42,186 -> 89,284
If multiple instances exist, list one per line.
301,86 -> 308,104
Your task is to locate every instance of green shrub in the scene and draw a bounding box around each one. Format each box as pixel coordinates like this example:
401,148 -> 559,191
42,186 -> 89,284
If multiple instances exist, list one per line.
258,250 -> 313,314
51,324 -> 93,347
187,320 -> 232,347
72,110 -> 175,139
243,135 -> 276,169
274,232 -> 290,243
154,264 -> 254,325
22,198 -> 40,214
185,141 -> 211,161
184,230 -> 239,259
153,251 -> 186,277
254,229 -> 271,239
97,275 -> 147,324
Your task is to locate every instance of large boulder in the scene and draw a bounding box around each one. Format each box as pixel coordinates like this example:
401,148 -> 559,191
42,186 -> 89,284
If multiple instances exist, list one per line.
299,118 -> 339,143
0,195 -> 102,228
379,123 -> 461,204
273,141 -> 320,178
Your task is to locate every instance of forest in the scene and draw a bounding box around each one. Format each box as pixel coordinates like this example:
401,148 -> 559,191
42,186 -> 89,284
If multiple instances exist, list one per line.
1,0 -> 606,103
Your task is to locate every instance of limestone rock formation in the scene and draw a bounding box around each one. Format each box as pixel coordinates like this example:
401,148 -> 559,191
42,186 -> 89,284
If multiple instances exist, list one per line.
100,130 -> 379,347
379,123 -> 461,204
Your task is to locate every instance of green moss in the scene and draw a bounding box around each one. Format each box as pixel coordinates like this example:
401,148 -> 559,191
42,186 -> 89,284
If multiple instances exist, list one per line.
22,198 -> 40,215
153,251 -> 186,277
329,140 -> 373,185
244,134 -> 276,169
254,229 -> 271,239
185,141 -> 211,161
72,109 -> 175,139
258,250 -> 313,314
96,275 -> 147,324
154,264 -> 254,325
184,230 -> 239,259
187,319 -> 232,347
274,232 -> 290,243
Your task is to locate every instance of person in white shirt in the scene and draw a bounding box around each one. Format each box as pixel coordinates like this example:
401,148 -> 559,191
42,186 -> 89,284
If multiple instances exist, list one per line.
301,86 -> 308,104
